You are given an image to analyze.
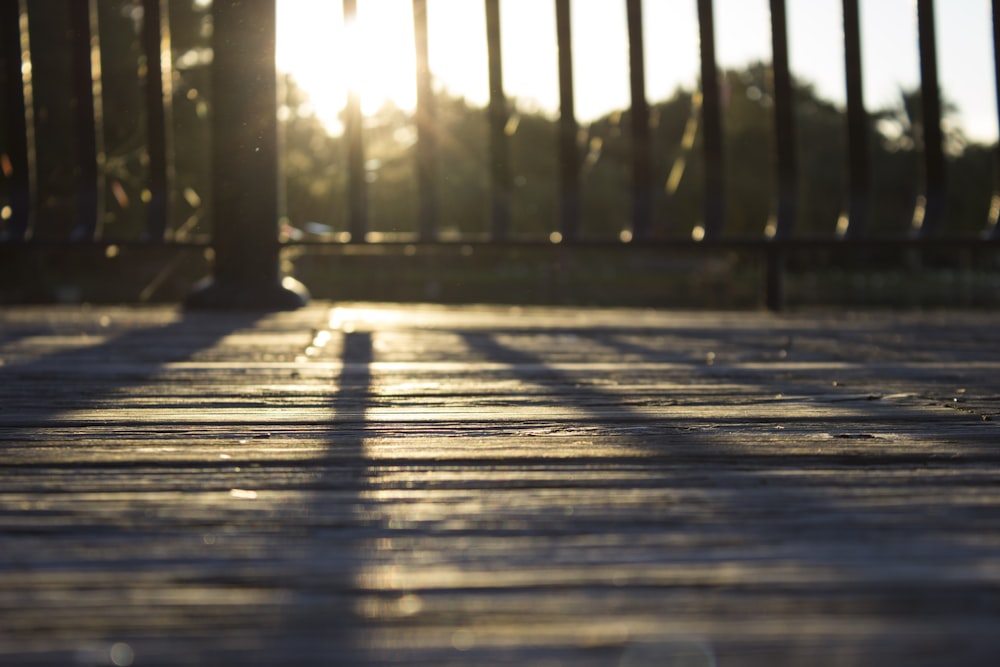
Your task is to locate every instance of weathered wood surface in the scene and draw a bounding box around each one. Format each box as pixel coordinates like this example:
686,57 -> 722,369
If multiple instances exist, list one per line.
1,303 -> 999,666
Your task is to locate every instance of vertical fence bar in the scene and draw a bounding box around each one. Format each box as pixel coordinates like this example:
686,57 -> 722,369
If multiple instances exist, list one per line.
412,0 -> 437,241
186,0 -> 308,309
485,0 -> 511,241
766,0 -> 797,310
555,0 -> 579,242
697,0 -> 725,241
343,0 -> 367,242
988,0 -> 1000,238
913,0 -> 945,237
141,0 -> 172,240
840,0 -> 869,239
768,0 -> 797,240
68,0 -> 103,240
0,0 -> 33,240
626,0 -> 652,241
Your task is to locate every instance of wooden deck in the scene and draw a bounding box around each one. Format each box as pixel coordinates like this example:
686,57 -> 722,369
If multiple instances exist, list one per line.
1,302 -> 999,666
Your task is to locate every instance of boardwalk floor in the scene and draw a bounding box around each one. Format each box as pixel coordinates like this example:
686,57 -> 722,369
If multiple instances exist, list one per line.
1,303 -> 999,666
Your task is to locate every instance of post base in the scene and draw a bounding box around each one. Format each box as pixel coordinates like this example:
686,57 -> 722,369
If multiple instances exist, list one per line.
184,276 -> 310,311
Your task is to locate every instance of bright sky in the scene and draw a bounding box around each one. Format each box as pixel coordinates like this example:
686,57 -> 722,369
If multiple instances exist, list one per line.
276,0 -> 999,142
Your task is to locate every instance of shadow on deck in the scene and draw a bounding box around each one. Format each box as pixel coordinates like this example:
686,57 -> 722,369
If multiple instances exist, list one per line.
1,303 -> 999,666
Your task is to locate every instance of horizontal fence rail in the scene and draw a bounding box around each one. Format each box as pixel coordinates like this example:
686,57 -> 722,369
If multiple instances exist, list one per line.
2,0 -> 1000,309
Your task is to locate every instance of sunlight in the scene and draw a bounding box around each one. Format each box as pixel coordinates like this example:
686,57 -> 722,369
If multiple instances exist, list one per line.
351,0 -> 418,115
276,0 -> 419,133
276,0 -> 998,142
276,0 -> 488,134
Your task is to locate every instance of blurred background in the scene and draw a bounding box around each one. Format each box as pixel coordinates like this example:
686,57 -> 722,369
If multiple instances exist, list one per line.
1,0 -> 999,306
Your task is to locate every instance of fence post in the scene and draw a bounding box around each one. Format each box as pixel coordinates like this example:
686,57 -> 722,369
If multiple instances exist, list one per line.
913,0 -> 946,237
68,0 -> 104,241
768,0 -> 797,241
697,0 -> 725,241
764,0 -> 797,311
141,0 -> 172,240
0,0 -> 33,240
413,0 -> 438,241
485,0 -> 511,241
988,0 -> 1000,238
343,0 -> 368,243
626,0 -> 652,241
186,0 -> 308,310
555,0 -> 580,242
840,0 -> 869,238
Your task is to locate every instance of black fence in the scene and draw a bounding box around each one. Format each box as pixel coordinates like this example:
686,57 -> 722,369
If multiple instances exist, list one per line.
2,0 -> 999,309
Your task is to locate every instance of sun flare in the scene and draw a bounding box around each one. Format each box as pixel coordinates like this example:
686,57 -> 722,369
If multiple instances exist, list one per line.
276,0 -> 421,133
276,0 -> 998,142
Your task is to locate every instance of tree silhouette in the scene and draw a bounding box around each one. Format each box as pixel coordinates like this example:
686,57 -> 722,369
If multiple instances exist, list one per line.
5,4 -> 996,246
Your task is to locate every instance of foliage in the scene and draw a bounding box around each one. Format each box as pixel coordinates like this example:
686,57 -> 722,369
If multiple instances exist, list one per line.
279,59 -> 997,241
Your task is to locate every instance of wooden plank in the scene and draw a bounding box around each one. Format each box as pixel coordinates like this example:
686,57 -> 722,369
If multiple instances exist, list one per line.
1,304 -> 999,665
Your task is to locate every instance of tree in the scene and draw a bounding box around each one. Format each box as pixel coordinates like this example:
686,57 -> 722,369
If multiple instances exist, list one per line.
7,5 -> 996,247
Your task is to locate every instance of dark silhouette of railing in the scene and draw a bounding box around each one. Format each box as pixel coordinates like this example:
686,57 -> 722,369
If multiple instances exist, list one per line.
2,0 -> 999,309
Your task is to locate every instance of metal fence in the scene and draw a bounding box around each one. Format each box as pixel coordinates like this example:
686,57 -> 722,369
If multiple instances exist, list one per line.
2,0 -> 999,309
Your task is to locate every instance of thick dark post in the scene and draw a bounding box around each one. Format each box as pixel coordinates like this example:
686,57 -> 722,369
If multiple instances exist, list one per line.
0,0 -> 33,240
768,0 -> 797,241
988,0 -> 1000,238
413,0 -> 437,241
186,0 -> 308,310
485,0 -> 511,240
840,0 -> 869,238
697,0 -> 725,241
141,0 -> 172,240
555,0 -> 579,242
68,0 -> 104,241
913,0 -> 945,237
343,0 -> 367,242
626,0 -> 652,241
